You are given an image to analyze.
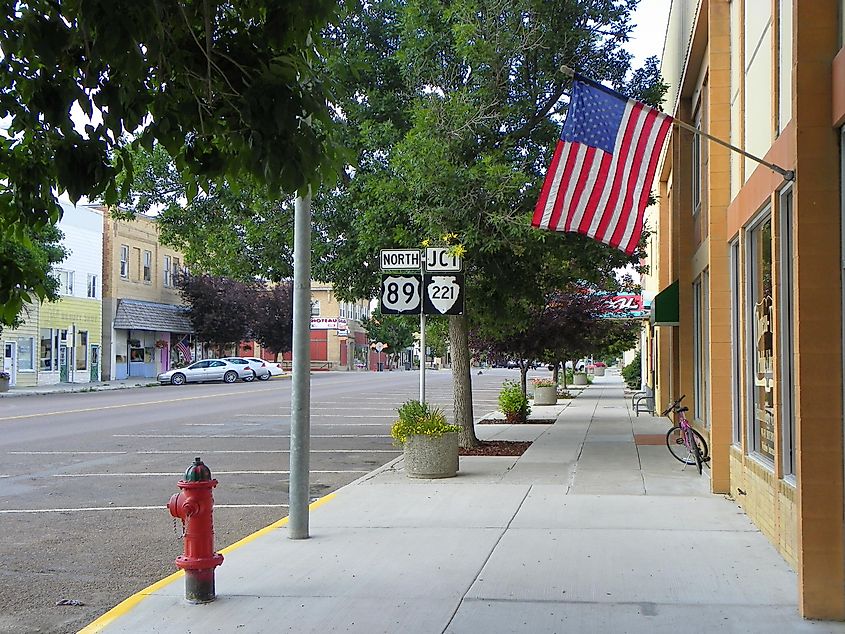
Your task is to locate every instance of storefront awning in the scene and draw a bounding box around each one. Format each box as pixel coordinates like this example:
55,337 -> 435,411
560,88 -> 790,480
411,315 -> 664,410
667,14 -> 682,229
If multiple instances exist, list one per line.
650,280 -> 679,326
113,299 -> 193,333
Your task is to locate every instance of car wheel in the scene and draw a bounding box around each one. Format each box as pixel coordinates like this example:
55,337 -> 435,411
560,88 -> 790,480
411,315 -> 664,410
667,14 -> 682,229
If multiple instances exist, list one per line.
258,372 -> 271,381
223,370 -> 238,384
242,373 -> 255,382
171,373 -> 186,386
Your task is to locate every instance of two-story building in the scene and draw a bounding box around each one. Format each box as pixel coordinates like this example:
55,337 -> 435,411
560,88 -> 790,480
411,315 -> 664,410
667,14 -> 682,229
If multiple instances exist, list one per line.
1,202 -> 103,386
101,208 -> 193,380
648,0 -> 845,620
279,282 -> 371,370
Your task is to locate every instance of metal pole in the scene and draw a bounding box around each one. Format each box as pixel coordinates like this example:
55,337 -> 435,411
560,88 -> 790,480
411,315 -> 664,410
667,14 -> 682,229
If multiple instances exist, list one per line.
419,312 -> 426,403
289,190 -> 311,540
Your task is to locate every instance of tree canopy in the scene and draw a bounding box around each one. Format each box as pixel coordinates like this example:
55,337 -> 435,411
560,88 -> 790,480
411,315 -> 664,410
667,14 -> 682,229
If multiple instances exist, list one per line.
0,0 -> 341,313
0,222 -> 66,328
315,0 -> 663,444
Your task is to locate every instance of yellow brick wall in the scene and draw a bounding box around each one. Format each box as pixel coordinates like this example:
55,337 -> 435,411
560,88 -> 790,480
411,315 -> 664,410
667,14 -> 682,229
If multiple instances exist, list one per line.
729,446 -> 798,569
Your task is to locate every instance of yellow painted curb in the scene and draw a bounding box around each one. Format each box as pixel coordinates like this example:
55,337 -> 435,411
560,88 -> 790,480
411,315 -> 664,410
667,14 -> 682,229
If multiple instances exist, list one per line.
78,493 -> 337,633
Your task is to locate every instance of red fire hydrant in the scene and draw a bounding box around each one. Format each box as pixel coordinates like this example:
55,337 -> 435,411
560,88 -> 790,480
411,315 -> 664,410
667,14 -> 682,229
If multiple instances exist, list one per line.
168,457 -> 224,603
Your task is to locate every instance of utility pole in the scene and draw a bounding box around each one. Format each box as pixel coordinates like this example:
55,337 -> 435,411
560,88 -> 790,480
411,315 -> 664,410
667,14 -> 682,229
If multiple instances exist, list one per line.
289,191 -> 311,540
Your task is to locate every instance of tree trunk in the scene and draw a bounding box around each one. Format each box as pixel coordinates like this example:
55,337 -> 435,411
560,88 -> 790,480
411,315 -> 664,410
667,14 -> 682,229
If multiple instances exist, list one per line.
519,363 -> 528,395
449,314 -> 480,448
552,362 -> 560,384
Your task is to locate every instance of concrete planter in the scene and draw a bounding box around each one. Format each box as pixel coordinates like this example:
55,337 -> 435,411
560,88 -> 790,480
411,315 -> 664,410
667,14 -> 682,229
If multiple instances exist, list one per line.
593,366 -> 605,377
0,377 -> 9,393
573,372 -> 588,386
403,431 -> 458,479
533,385 -> 557,405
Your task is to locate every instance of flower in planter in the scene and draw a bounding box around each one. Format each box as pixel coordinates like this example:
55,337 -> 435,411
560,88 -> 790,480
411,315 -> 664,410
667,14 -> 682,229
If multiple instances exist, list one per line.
0,371 -> 10,380
390,400 -> 459,445
531,377 -> 556,388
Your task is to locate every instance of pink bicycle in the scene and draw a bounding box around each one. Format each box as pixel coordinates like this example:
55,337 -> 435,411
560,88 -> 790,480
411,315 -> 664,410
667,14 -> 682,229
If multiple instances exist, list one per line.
662,395 -> 709,475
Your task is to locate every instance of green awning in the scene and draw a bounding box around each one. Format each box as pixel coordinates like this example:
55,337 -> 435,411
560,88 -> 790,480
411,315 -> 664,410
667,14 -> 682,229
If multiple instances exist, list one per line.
650,280 -> 679,326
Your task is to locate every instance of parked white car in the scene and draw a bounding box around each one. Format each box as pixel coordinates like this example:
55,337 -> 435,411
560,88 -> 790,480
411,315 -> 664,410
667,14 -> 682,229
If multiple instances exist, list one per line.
158,359 -> 253,386
223,357 -> 272,381
244,357 -> 284,378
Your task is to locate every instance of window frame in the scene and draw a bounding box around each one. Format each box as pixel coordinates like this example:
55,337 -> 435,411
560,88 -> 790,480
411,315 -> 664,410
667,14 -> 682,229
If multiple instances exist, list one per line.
120,245 -> 129,278
778,184 -> 795,480
17,338 -> 34,371
164,255 -> 172,287
143,250 -> 152,283
730,239 -> 742,446
87,273 -> 98,298
744,207 -> 776,467
75,331 -> 88,371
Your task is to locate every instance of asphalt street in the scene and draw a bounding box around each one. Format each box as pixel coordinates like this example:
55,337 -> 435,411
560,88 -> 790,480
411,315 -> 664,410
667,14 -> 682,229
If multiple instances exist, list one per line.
0,367 -> 517,634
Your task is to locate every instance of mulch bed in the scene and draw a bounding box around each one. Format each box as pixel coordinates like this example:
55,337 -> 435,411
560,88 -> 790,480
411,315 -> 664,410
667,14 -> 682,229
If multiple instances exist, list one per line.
459,440 -> 532,456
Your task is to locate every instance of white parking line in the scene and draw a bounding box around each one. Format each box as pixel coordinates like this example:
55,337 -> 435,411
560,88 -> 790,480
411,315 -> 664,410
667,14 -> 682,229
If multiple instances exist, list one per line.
184,423 -> 226,426
8,449 -> 397,455
53,470 -> 368,477
135,449 -> 398,454
8,451 -> 128,455
111,434 -> 391,439
0,504 -> 289,514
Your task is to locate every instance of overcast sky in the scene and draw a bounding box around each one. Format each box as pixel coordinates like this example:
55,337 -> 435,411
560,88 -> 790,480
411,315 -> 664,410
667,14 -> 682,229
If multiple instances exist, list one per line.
626,0 -> 672,66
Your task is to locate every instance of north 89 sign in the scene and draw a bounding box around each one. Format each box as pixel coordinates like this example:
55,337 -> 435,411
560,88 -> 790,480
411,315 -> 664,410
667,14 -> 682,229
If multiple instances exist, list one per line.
380,274 -> 422,314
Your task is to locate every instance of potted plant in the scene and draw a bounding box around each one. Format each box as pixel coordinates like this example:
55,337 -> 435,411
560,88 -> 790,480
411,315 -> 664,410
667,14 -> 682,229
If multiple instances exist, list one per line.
498,380 -> 531,423
531,377 -> 557,405
0,371 -> 10,393
391,400 -> 459,478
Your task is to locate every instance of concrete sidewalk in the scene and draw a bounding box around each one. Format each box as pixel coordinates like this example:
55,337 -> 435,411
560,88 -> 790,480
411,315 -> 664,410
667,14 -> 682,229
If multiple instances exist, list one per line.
82,375 -> 844,633
0,378 -> 160,398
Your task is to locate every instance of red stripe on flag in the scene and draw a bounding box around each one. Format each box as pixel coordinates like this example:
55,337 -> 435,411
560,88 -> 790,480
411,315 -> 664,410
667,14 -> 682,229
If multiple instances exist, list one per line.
608,105 -> 659,249
563,146 -> 597,232
576,152 -> 613,235
622,114 -> 674,254
592,101 -> 644,244
532,141 -> 565,227
548,143 -> 582,231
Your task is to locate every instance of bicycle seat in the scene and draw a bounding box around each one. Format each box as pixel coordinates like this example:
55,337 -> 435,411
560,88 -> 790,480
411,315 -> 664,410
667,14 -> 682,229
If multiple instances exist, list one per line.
678,406 -> 689,413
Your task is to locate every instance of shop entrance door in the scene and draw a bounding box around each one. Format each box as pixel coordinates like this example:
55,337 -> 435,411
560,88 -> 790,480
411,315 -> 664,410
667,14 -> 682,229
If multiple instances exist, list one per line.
3,342 -> 16,386
90,345 -> 100,382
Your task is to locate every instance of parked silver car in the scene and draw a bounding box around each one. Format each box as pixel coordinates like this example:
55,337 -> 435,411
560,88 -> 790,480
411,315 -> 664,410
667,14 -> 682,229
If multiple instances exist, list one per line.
157,359 -> 252,385
244,357 -> 283,378
223,357 -> 272,381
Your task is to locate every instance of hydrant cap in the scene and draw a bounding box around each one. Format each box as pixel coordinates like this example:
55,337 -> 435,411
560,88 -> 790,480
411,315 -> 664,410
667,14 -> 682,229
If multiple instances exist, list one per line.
185,457 -> 212,481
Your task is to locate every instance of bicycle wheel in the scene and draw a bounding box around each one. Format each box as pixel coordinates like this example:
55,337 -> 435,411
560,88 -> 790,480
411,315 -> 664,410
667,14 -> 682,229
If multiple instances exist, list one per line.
665,427 -> 709,465
691,433 -> 703,475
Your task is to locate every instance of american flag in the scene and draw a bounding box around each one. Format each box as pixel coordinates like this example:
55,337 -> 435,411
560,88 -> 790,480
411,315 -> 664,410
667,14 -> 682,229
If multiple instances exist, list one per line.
175,336 -> 192,364
532,76 -> 673,255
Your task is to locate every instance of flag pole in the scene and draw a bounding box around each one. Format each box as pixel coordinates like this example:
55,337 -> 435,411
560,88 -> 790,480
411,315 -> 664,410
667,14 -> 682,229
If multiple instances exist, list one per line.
558,65 -> 795,182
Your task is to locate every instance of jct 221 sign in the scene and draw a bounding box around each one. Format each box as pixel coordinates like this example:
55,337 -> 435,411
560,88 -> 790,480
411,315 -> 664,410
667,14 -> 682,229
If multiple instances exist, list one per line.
422,274 -> 464,315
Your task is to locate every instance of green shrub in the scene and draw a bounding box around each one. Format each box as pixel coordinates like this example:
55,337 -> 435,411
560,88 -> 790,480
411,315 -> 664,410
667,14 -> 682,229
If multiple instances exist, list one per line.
390,400 -> 458,444
622,351 -> 642,390
498,380 -> 531,418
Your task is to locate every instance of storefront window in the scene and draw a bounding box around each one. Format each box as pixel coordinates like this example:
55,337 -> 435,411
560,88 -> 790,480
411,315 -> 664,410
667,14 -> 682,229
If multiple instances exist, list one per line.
76,331 -> 88,370
40,328 -> 53,371
748,215 -> 775,462
17,338 -> 34,371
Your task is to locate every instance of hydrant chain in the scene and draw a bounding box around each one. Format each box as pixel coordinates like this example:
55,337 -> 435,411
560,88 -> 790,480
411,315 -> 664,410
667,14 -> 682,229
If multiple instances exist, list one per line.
173,517 -> 185,540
